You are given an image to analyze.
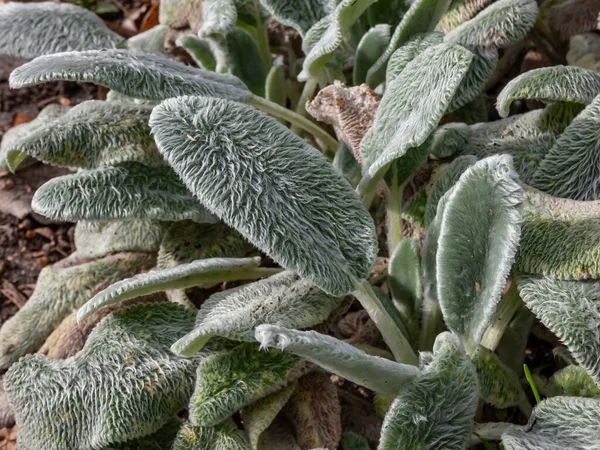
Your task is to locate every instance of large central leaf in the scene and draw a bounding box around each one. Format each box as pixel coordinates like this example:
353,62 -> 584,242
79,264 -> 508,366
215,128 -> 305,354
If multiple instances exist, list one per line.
150,96 -> 377,295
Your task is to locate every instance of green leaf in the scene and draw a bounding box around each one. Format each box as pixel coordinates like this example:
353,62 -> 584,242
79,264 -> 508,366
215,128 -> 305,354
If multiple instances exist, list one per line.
32,163 -> 217,223
385,31 -> 444,87
255,325 -> 420,397
77,257 -> 264,321
172,422 -> 252,450
437,155 -> 523,346
9,49 -> 251,102
176,35 -> 218,71
224,27 -> 267,96
366,0 -> 409,28
360,43 -> 473,179
299,0 -> 377,81
200,0 -> 238,37
353,24 -> 392,86
366,0 -> 452,88
150,96 -> 377,296
436,0 -> 496,33
189,343 -> 305,427
172,271 -> 342,356
516,188 -> 600,279
502,396 -> 600,449
126,24 -> 168,54
518,275 -> 600,385
532,93 -> 600,201
4,303 -> 200,450
5,100 -> 161,171
497,66 -> 600,118
424,156 -> 478,227
0,252 -> 154,370
0,2 -> 124,59
446,49 -> 498,112
378,332 -> 479,450
546,365 -> 600,399
333,142 -> 361,185
266,59 -> 287,107
260,0 -> 335,35
242,383 -> 296,449
340,431 -> 370,450
472,345 -> 524,408
388,238 -> 422,328
75,221 -> 166,259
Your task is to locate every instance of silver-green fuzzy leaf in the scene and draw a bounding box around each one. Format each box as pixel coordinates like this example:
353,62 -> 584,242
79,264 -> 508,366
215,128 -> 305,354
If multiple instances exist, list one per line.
0,2 -> 124,59
150,96 -> 377,296
546,365 -> 600,399
502,396 -> 600,450
354,24 -> 392,86
385,32 -> 444,87
436,0 -> 495,33
4,302 -> 200,450
5,100 -> 161,171
9,49 -> 250,102
32,163 -> 217,223
360,43 -> 473,179
172,422 -> 252,450
437,155 -> 523,345
378,332 -> 479,450
0,252 -> 154,370
224,28 -> 267,97
255,325 -> 420,398
518,275 -> 600,385
259,0 -> 335,35
497,65 -> 600,118
176,35 -> 218,71
472,345 -> 524,408
200,0 -> 238,37
172,271 -> 342,356
77,257 -> 263,321
75,221 -> 166,259
189,343 -> 306,427
389,238 -> 422,328
126,24 -> 168,54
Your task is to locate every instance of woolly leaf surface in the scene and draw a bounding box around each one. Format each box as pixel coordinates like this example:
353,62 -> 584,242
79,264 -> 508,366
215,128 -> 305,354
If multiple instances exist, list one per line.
189,343 -> 305,427
32,163 -> 217,223
224,27 -> 267,96
437,155 -> 523,345
472,345 -> 524,407
78,257 -> 262,321
546,365 -> 600,399
75,221 -> 166,259
255,325 -> 420,397
388,238 -> 422,326
518,275 -> 600,384
126,24 -> 168,54
385,32 -> 444,87
516,189 -> 600,279
366,0 -> 452,87
0,2 -> 124,59
104,419 -> 181,450
259,0 -> 335,35
200,0 -> 237,37
5,302 -> 200,450
437,0 -> 495,32
172,271 -> 342,356
172,422 -> 251,450
150,95 -> 377,296
0,252 -> 154,369
5,100 -> 161,171
360,43 -> 472,178
354,24 -> 391,86
502,396 -> 600,450
378,332 -> 478,450
299,0 -> 377,81
497,66 -> 600,117
9,49 -> 250,102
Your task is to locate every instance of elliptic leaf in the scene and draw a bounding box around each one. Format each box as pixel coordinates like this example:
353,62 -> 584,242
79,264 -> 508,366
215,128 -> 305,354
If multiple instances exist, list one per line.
266,58 -> 286,107
516,188 -> 600,279
224,28 -> 267,97
388,238 -> 422,328
385,32 -> 444,87
532,93 -> 600,201
255,325 -> 420,398
497,66 -> 600,118
172,271 -> 342,356
176,35 -> 218,71
75,220 -> 166,259
189,343 -> 306,427
360,43 -> 473,179
5,100 -> 161,171
4,303 -> 200,450
502,396 -> 600,450
0,2 -> 124,59
437,155 -> 523,345
150,96 -> 377,296
199,0 -> 238,37
546,365 -> 600,399
299,0 -> 377,81
366,0 -> 452,88
77,257 -> 264,321
472,345 -> 524,408
126,24 -> 169,54
378,332 -> 479,450
9,49 -> 251,102
259,0 -> 335,35
31,163 -> 217,223
354,24 -> 392,86
172,422 -> 251,450
436,0 -> 495,33
518,275 -> 600,385
0,252 -> 154,370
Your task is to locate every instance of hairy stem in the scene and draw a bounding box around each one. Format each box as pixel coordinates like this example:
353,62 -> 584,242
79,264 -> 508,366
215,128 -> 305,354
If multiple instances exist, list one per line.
480,281 -> 521,351
291,77 -> 319,133
386,165 -> 404,253
247,94 -> 338,151
353,279 -> 419,365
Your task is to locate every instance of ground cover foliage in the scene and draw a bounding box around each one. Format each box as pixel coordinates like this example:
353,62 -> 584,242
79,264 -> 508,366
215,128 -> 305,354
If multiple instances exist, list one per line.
1,0 -> 600,448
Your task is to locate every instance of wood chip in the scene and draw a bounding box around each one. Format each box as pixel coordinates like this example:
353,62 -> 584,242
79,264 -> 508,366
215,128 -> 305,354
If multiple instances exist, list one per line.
1,280 -> 27,308
33,227 -> 53,240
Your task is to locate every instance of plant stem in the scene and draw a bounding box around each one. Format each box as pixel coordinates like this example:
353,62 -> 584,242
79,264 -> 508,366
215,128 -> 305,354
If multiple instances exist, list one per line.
524,364 -> 542,404
386,165 -> 404,253
419,298 -> 443,351
467,423 -> 520,447
357,171 -> 383,209
255,21 -> 272,71
353,279 -> 419,365
291,77 -> 319,133
480,281 -> 521,351
247,94 -> 338,151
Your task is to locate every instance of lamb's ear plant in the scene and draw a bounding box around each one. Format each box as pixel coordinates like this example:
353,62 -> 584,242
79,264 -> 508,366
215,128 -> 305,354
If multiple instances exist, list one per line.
5,0 -> 600,448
